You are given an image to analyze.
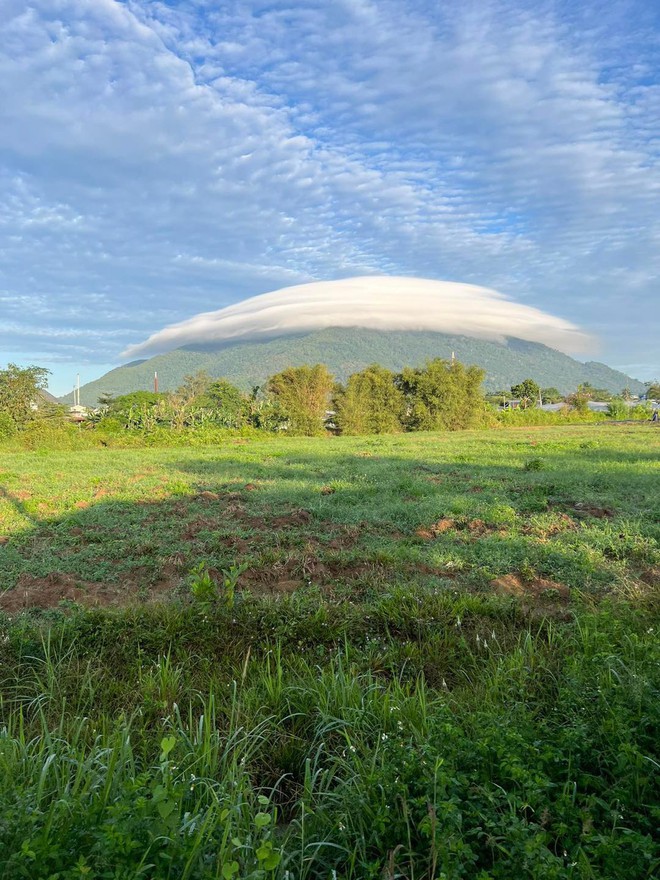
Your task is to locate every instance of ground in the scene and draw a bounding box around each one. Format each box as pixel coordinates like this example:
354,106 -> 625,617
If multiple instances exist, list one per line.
0,424 -> 658,879
0,424 -> 657,611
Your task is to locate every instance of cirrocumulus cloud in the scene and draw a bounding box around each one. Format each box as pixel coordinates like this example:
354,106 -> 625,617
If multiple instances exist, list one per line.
122,277 -> 595,358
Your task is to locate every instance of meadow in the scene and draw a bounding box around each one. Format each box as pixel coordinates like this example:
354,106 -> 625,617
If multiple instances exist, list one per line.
0,424 -> 658,878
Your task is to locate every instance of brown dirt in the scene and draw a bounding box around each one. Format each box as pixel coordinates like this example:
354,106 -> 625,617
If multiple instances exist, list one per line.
416,517 -> 506,539
416,518 -> 455,539
491,573 -> 570,603
523,513 -> 578,538
639,566 -> 660,587
236,556 -> 455,597
320,485 -> 336,495
0,536 -> 10,545
573,502 -> 614,518
0,564 -> 181,614
0,573 -> 117,613
273,509 -> 312,527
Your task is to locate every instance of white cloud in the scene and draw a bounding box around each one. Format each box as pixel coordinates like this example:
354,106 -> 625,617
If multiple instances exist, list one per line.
123,276 -> 595,357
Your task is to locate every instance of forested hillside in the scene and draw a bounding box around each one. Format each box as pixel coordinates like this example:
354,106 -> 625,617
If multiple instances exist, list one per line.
62,328 -> 644,404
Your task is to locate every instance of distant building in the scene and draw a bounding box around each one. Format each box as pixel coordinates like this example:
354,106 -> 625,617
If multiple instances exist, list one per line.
68,404 -> 89,423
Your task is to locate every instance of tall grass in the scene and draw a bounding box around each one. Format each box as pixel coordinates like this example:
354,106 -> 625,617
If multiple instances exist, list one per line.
0,598 -> 658,879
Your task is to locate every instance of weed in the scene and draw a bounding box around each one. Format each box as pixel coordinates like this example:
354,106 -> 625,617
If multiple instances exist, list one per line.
189,561 -> 216,604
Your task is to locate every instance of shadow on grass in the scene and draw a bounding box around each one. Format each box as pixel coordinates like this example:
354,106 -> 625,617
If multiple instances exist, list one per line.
1,438 -> 657,615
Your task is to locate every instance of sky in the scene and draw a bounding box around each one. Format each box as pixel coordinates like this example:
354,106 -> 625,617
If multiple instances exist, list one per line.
1,0 -> 659,396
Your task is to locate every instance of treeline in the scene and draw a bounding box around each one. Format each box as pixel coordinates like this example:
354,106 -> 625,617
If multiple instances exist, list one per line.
97,359 -> 487,436
1,361 -> 656,445
486,379 -> 660,423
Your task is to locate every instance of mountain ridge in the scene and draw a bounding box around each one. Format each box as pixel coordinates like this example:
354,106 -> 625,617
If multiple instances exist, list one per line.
60,328 -> 644,405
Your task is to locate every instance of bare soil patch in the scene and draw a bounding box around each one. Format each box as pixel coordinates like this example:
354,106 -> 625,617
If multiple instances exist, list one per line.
491,572 -> 570,606
573,502 -> 614,519
0,568 -> 179,614
416,518 -> 506,539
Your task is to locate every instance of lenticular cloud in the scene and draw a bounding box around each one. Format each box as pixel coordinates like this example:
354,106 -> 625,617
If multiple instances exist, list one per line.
122,277 -> 594,358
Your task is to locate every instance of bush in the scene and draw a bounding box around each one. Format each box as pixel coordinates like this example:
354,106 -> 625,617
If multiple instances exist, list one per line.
606,398 -> 629,420
0,412 -> 16,439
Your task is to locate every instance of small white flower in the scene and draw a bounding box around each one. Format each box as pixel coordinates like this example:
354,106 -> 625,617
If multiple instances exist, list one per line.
381,733 -> 388,742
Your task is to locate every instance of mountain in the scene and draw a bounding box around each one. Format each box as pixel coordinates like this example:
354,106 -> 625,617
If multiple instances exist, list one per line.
61,328 -> 644,405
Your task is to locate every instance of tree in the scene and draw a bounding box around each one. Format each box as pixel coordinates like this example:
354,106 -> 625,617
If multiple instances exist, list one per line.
97,391 -> 115,409
173,371 -> 213,407
510,378 -> 540,409
107,391 -> 166,430
644,381 -> 660,400
398,359 -> 485,431
578,383 -> 611,401
0,363 -> 51,428
540,387 -> 564,404
200,379 -> 246,428
109,391 -> 164,416
267,364 -> 334,435
167,371 -> 214,430
333,364 -> 405,435
566,390 -> 591,414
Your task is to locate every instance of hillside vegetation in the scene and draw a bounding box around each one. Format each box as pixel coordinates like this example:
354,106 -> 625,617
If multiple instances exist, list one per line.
61,328 -> 644,404
0,425 -> 658,878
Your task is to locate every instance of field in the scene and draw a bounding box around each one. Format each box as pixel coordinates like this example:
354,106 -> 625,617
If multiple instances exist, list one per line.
0,424 -> 658,878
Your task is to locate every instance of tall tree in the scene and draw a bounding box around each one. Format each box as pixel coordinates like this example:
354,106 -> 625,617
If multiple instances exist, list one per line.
541,387 -> 564,404
398,359 -> 485,431
200,379 -> 246,427
267,364 -> 334,435
0,363 -> 51,428
645,381 -> 660,399
510,378 -> 540,409
334,364 -> 405,435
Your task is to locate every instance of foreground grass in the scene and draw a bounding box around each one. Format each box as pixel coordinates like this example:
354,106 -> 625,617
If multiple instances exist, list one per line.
0,425 -> 658,878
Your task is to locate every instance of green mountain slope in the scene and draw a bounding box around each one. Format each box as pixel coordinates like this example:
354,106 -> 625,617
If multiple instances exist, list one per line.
62,328 -> 644,405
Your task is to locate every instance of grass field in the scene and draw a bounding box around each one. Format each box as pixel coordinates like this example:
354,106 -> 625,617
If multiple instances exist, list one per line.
0,425 -> 658,878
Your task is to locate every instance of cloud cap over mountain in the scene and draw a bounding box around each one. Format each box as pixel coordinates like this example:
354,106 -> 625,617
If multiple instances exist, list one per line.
123,277 -> 595,358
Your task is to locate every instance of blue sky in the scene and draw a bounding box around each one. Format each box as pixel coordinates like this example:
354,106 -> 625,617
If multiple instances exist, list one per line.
1,0 -> 659,396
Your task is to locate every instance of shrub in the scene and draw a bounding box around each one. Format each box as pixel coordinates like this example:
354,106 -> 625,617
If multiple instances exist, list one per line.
0,412 -> 16,439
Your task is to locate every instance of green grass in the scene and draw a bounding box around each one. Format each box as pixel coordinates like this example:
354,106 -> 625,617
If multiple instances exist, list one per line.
0,425 -> 658,878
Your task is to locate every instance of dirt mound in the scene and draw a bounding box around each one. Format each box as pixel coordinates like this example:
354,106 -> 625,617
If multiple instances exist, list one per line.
573,502 -> 614,518
0,567 -> 179,615
416,518 -> 505,539
491,573 -> 570,603
416,518 -> 455,539
0,573 -> 115,613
